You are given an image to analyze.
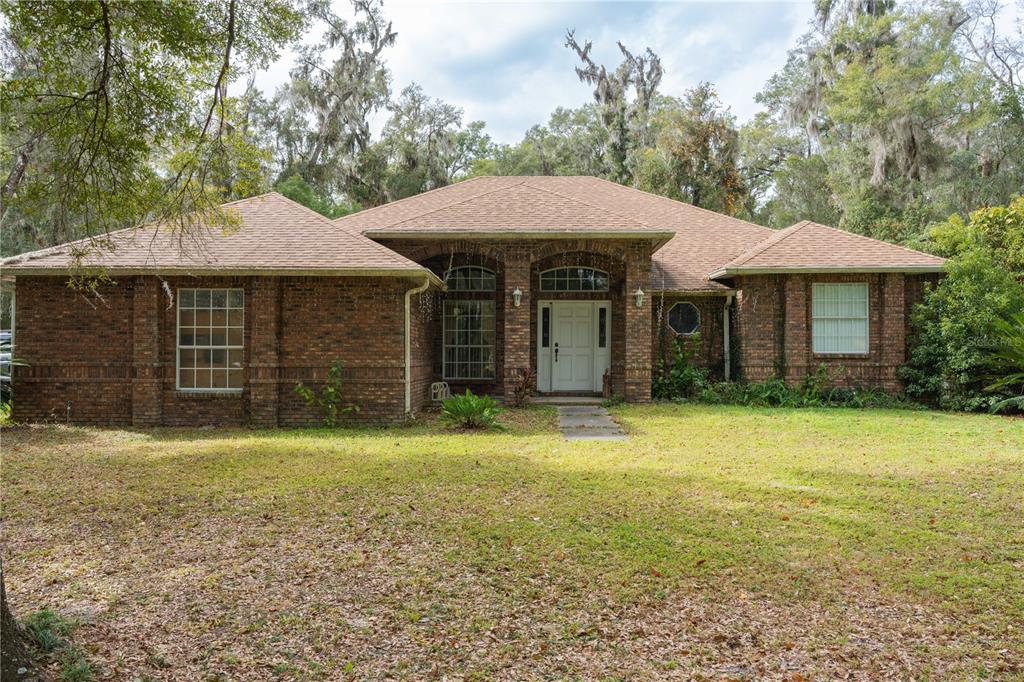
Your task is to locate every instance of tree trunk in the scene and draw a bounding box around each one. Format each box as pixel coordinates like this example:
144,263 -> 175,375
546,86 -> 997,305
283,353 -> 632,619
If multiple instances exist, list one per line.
1,559 -> 34,681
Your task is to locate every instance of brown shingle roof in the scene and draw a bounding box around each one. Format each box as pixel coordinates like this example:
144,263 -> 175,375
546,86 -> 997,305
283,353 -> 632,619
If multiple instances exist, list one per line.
709,220 -> 946,277
2,193 -> 438,282
336,175 -> 776,292
335,176 -> 671,236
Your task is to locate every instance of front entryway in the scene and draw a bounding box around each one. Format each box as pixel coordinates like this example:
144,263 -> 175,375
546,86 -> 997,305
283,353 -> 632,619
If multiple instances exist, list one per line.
537,301 -> 611,393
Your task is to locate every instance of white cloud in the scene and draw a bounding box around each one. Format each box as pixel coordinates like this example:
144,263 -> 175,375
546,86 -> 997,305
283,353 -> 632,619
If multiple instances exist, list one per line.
241,0 -> 815,144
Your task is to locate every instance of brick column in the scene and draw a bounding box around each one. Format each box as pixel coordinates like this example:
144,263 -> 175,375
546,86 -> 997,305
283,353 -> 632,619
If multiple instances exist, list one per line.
503,247 -> 531,401
881,273 -> 906,391
624,245 -> 652,402
249,277 -> 281,427
783,274 -> 809,385
131,276 -> 162,426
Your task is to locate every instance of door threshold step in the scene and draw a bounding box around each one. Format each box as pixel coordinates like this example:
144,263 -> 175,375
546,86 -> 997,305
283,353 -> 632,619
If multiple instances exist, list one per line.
533,396 -> 605,406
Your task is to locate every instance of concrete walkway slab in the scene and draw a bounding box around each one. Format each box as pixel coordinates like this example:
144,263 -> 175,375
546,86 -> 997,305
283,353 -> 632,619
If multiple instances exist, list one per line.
556,405 -> 626,441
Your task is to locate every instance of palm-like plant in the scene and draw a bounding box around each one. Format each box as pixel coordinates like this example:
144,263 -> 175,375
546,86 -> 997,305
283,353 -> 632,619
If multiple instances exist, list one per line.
986,311 -> 1024,413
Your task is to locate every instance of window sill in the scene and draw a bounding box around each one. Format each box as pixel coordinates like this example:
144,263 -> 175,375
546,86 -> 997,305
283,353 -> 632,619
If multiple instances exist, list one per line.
174,390 -> 244,400
811,353 -> 871,359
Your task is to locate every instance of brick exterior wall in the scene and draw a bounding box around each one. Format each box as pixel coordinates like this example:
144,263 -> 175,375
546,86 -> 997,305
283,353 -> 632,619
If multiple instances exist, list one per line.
13,277 -> 134,424
12,275 -> 428,426
12,265 -> 930,426
409,288 -> 436,414
651,294 -> 728,378
734,272 -> 932,391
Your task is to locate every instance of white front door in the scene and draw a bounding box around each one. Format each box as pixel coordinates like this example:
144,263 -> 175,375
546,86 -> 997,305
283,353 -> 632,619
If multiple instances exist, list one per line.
537,301 -> 611,393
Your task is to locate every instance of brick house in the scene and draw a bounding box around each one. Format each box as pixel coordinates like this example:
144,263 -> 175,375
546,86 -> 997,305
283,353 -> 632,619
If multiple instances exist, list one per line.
2,176 -> 944,426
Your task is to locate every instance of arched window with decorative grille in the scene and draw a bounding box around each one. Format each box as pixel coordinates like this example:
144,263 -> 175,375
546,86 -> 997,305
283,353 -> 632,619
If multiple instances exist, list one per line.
539,267 -> 609,292
444,266 -> 496,292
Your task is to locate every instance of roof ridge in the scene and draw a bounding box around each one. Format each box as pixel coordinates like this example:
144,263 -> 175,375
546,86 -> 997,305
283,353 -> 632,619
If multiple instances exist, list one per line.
4,193 -> 283,266
522,178 -> 656,229
382,179 -> 532,228
800,221 -> 945,260
268,192 -> 418,268
334,176 -> 520,229
220,191 -> 277,208
587,176 -> 773,234
725,222 -> 806,268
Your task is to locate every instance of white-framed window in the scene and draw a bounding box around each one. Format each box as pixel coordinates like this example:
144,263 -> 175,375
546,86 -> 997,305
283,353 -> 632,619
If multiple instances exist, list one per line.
667,302 -> 700,335
443,300 -> 495,380
540,267 -> 609,292
445,266 -> 496,292
177,288 -> 244,391
812,283 -> 869,354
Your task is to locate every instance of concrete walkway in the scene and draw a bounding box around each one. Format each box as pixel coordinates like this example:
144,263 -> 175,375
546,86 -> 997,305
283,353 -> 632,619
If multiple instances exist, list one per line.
556,404 -> 627,441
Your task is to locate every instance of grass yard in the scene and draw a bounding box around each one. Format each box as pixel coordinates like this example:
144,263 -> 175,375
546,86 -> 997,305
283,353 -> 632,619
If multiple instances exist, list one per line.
2,405 -> 1022,680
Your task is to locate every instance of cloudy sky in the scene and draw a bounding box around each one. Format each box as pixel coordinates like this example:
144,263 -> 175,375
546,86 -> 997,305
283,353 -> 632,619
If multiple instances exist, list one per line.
251,1 -> 817,144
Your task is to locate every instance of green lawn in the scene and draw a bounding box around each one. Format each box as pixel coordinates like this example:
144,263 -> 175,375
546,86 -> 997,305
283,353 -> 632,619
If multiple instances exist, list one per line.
3,405 -> 1022,680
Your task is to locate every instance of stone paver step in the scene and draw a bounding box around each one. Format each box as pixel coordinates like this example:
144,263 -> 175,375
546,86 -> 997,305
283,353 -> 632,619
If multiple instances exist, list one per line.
555,405 -> 627,441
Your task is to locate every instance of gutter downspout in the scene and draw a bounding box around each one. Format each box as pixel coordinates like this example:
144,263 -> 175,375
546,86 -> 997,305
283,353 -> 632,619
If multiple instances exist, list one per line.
404,276 -> 431,415
723,293 -> 734,382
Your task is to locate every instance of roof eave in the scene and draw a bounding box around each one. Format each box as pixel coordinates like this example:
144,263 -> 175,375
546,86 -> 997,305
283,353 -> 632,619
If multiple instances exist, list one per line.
708,264 -> 946,279
2,266 -> 444,287
648,287 -> 736,295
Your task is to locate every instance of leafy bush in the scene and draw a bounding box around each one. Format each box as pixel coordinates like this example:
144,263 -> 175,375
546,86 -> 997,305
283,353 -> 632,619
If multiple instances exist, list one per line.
654,347 -> 917,409
653,334 -> 710,400
901,250 -> 1024,411
694,368 -> 917,409
902,199 -> 1024,411
441,389 -> 502,430
294,360 -> 360,426
508,367 -> 536,408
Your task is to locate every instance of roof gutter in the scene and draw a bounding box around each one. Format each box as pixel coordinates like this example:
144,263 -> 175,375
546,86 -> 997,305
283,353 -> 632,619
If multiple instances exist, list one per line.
1,266 -> 444,287
365,230 -> 676,254
707,264 -> 946,279
404,275 -> 432,416
723,292 -> 735,382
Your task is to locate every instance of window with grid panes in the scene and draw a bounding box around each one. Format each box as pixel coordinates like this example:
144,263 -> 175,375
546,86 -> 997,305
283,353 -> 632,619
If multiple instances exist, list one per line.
444,266 -> 496,292
177,288 -> 244,390
811,283 -> 869,354
443,301 -> 496,380
539,267 -> 609,292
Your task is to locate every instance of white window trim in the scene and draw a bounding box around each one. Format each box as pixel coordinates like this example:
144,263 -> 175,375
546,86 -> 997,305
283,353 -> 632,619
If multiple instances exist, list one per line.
539,267 -> 610,292
444,265 -> 497,292
442,299 -> 496,381
667,301 -> 701,336
811,282 -> 870,355
175,287 -> 245,393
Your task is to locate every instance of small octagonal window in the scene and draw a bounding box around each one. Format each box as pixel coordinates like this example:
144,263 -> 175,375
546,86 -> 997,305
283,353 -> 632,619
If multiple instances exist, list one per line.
668,302 -> 700,335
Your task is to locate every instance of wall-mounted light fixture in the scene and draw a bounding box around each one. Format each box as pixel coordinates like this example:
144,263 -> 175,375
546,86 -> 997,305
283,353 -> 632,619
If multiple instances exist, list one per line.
634,287 -> 645,308
512,287 -> 523,307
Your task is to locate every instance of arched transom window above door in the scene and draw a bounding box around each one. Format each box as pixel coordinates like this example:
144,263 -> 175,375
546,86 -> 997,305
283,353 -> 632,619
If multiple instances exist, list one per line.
444,266 -> 496,292
540,267 -> 609,292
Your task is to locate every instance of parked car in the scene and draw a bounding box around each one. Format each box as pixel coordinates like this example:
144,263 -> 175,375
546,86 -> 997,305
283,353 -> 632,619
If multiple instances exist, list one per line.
1,330 -> 12,403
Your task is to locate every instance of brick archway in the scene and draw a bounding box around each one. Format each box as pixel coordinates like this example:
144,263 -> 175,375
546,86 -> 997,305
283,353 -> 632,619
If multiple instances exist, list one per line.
376,237 -> 653,403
